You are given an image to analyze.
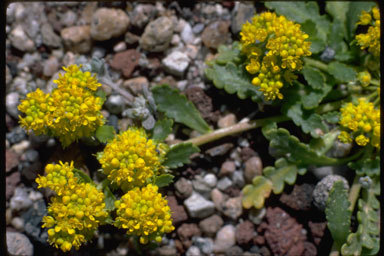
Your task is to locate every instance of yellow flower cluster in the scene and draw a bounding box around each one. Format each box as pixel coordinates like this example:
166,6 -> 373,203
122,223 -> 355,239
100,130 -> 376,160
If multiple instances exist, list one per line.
357,71 -> 371,87
97,127 -> 163,190
114,184 -> 174,244
356,7 -> 380,57
339,98 -> 380,148
36,161 -> 108,252
240,12 -> 311,100
18,64 -> 105,147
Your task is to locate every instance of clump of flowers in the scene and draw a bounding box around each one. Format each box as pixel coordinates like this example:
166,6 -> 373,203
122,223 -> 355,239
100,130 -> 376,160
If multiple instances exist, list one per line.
356,6 -> 380,57
240,11 -> 312,100
338,98 -> 380,148
18,64 -> 105,147
36,161 -> 108,252
97,127 -> 164,190
114,184 -> 174,244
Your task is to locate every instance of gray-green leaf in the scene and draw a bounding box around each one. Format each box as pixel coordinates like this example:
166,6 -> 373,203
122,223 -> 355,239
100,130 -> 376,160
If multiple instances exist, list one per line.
154,174 -> 174,188
152,118 -> 173,141
205,62 -> 263,102
328,62 -> 357,83
163,142 -> 200,169
152,84 -> 211,134
95,125 -> 115,143
326,181 -> 351,249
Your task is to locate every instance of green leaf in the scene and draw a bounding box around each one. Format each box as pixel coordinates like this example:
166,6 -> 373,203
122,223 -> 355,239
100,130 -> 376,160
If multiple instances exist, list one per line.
283,102 -> 328,138
95,88 -> 107,103
163,142 -> 200,169
242,176 -> 273,209
309,130 -> 339,155
328,62 -> 357,83
154,174 -> 174,188
263,158 -> 306,194
95,125 -> 115,143
323,111 -> 340,124
205,62 -> 263,102
265,2 -> 330,42
302,66 -> 325,89
152,85 -> 211,134
73,168 -> 94,184
348,156 -> 380,177
301,20 -> 325,54
326,2 -> 349,39
346,2 -> 377,41
103,185 -> 116,211
152,118 -> 173,141
341,180 -> 380,256
215,42 -> 241,65
262,124 -> 338,166
325,181 -> 351,249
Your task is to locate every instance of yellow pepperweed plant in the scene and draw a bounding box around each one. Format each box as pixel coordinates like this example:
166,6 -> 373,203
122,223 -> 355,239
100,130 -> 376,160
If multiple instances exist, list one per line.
114,184 -> 175,244
356,6 -> 380,57
240,12 -> 312,101
97,127 -> 165,191
18,64 -> 105,147
36,161 -> 108,252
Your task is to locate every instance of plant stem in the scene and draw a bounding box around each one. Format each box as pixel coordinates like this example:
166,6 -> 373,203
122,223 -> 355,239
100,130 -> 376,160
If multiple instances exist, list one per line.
184,115 -> 289,147
370,79 -> 380,86
304,57 -> 328,72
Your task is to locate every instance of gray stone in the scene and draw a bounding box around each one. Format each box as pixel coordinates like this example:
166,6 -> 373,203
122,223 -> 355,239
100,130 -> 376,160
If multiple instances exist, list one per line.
43,56 -> 59,77
217,177 -> 233,191
6,231 -> 33,256
11,217 -> 25,231
24,149 -> 39,162
249,207 -> 266,225
211,188 -> 227,211
193,175 -> 212,198
184,44 -> 199,59
140,16 -> 174,52
105,94 -> 125,114
123,76 -> 149,95
330,141 -> 353,158
186,246 -> 201,256
232,170 -> 245,187
214,225 -> 236,253
175,177 -> 193,199
184,192 -> 215,218
244,156 -> 263,183
192,237 -> 214,255
157,245 -> 177,256
61,25 -> 92,53
227,246 -> 244,256
201,20 -> 230,49
220,160 -> 236,176
206,143 -> 234,157
311,166 -> 335,180
41,23 -> 62,48
231,2 -> 256,34
28,190 -> 43,201
162,51 -> 190,77
61,10 -> 77,27
6,65 -> 12,89
222,197 -> 243,220
92,47 -> 106,59
113,41 -> 127,52
313,175 -> 349,211
203,173 -> 217,188
6,92 -> 20,119
9,25 -> 35,52
124,31 -> 140,45
199,214 -> 224,237
181,22 -> 195,44
10,187 -> 33,212
218,113 -> 237,128
21,199 -> 47,243
192,23 -> 205,34
91,8 -> 130,41
130,4 -> 157,29
11,140 -> 31,155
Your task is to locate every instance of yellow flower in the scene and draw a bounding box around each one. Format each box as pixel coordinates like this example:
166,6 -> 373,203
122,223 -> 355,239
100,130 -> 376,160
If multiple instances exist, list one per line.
36,161 -> 108,252
338,98 -> 380,148
240,11 -> 311,101
97,127 -> 164,190
18,64 -> 105,147
114,184 -> 174,244
356,6 -> 380,57
357,71 -> 371,87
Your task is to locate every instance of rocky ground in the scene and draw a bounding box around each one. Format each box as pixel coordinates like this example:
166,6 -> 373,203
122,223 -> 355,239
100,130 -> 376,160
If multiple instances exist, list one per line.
6,2 -> 334,256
